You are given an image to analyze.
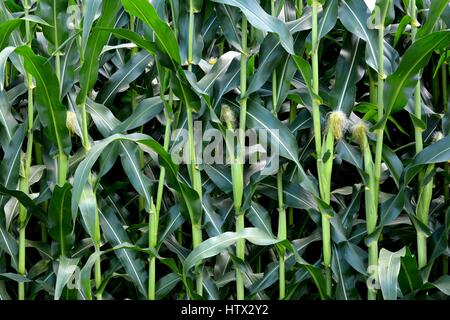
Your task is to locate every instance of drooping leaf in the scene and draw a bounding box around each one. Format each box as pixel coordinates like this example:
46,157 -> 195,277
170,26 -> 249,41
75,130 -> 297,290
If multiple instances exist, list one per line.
378,247 -> 406,300
211,0 -> 295,54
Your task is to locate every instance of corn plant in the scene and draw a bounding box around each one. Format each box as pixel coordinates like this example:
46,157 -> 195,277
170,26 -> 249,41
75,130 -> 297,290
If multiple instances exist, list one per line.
0,0 -> 449,301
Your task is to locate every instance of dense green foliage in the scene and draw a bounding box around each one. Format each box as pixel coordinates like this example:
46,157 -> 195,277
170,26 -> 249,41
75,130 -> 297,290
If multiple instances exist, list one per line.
0,0 -> 449,300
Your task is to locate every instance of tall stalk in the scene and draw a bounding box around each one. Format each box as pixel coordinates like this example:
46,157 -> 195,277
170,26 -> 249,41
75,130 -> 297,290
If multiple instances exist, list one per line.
149,65 -> 173,300
311,0 -> 332,296
17,0 -> 34,300
269,0 -> 287,300
187,0 -> 203,296
288,0 -> 302,228
77,6 -> 102,298
296,0 -> 303,18
369,1 -> 391,300
130,16 -> 145,216
288,102 -> 297,227
410,0 -> 431,269
353,123 -> 378,300
443,60 -> 449,275
277,172 -> 286,299
232,14 -> 248,301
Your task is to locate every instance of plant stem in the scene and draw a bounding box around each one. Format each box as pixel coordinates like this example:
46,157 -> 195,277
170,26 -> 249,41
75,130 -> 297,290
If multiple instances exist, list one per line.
79,94 -> 101,300
321,127 -> 334,296
311,0 -> 332,297
233,15 -> 248,301
188,0 -> 195,71
443,62 -> 449,204
149,80 -> 173,299
94,204 -> 102,300
148,202 -> 157,300
411,0 -> 429,269
296,0 -> 303,18
369,3 -> 389,299
364,135 -> 378,300
277,171 -> 286,299
443,61 -> 449,276
374,22 -> 385,209
186,1 -> 203,295
18,0 -> 34,300
270,0 -> 286,300
288,102 -> 297,226
311,0 -> 321,157
129,16 -> 145,216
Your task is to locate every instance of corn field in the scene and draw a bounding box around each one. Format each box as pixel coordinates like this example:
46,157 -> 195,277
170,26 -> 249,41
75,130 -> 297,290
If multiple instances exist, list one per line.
0,0 -> 449,301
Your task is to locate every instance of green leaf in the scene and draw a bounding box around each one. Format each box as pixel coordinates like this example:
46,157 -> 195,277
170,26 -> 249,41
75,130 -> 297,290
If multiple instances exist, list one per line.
158,205 -> 185,247
15,46 -> 71,155
82,0 -> 103,54
215,4 -> 242,51
97,50 -> 153,106
382,145 -> 403,187
302,264 -> 329,300
332,243 -> 358,300
432,276 -> 450,296
99,206 -> 148,296
343,241 -> 367,275
78,0 -> 122,103
155,272 -> 181,299
0,47 -> 16,91
0,225 -> 18,270
339,0 -> 398,75
48,183 -> 74,256
247,100 -> 316,195
112,97 -> 164,134
118,141 -> 153,212
329,35 -> 364,115
0,19 -> 22,51
317,0 -> 338,41
257,178 -> 318,211
54,256 -> 80,300
378,247 -> 406,300
404,134 -> 450,184
247,201 -> 274,237
0,184 -> 46,223
384,31 -> 450,116
120,0 -> 181,66
184,228 -> 279,272
417,0 -> 449,39
204,164 -> 233,194
247,34 -> 288,95
78,181 -> 99,243
398,248 -> 422,294
193,51 -> 240,97
0,123 -> 24,222
71,133 -> 198,222
96,27 -> 157,56
38,0 -> 69,50
211,0 -> 295,54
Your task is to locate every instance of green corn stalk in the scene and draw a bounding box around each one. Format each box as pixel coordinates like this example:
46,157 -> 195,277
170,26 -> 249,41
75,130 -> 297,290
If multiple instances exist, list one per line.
288,0 -> 302,228
17,0 -> 34,300
149,62 -> 173,300
270,0 -> 287,300
232,14 -> 248,301
410,0 -> 432,270
443,59 -> 449,275
129,16 -> 145,216
353,123 -> 378,300
370,0 -> 393,300
187,0 -> 203,296
296,0 -> 303,18
310,0 -> 333,296
76,11 -> 102,300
